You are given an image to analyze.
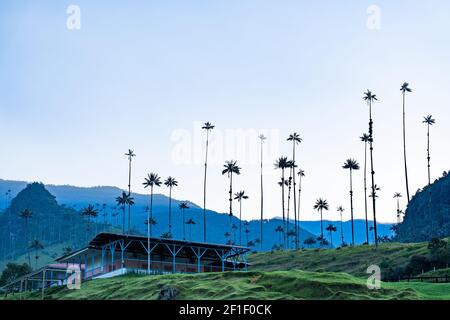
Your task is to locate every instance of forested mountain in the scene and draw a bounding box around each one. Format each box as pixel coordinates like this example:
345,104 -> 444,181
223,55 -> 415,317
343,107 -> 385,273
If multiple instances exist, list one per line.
395,171 -> 450,242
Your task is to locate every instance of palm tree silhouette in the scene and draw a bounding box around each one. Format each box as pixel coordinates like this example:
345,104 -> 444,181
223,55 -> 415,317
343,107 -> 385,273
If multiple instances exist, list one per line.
275,156 -> 289,248
393,192 -> 402,223
363,89 -> 379,247
343,158 -> 360,246
244,221 -> 250,247
186,218 -> 196,241
360,133 -> 370,244
275,225 -> 284,247
143,172 -> 162,273
29,240 -> 44,269
81,204 -> 99,241
297,169 -> 305,249
423,115 -> 436,186
179,201 -> 190,240
326,224 -> 337,247
234,190 -> 249,246
18,209 -> 33,267
222,160 -> 241,239
285,160 -> 294,242
125,149 -> 136,233
144,217 -> 157,237
164,177 -> 179,235
337,206 -> 345,246
400,83 -> 412,203
115,192 -> 134,234
258,134 -> 267,249
287,133 -> 302,249
202,122 -> 215,243
423,115 -> 436,235
313,198 -> 329,239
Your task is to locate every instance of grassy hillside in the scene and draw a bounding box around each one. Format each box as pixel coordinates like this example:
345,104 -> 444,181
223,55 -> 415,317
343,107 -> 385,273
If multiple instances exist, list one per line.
5,270 -> 450,300
249,242 -> 429,277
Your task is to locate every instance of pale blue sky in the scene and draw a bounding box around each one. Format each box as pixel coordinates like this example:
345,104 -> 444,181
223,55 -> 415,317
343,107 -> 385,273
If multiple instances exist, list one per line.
1,1 -> 449,223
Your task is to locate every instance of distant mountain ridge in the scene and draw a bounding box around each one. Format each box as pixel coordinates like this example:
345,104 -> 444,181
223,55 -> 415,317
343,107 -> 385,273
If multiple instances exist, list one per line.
0,179 -> 392,248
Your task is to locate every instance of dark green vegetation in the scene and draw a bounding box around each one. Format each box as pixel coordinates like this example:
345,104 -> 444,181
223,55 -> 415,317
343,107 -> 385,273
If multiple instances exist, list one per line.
250,239 -> 450,281
395,171 -> 450,242
4,270 -> 450,300
0,183 -> 106,269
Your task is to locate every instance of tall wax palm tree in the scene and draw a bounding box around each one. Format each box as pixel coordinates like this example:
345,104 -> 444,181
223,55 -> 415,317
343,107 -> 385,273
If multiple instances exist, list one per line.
363,89 -> 379,247
285,160 -> 294,241
393,192 -> 402,223
234,191 -> 249,246
275,225 -> 284,247
179,202 -> 190,240
274,156 -> 289,248
18,209 -> 33,267
423,115 -> 436,235
423,115 -> 436,186
164,177 -> 179,236
143,172 -> 162,273
258,134 -> 267,249
326,224 -> 337,247
277,178 -> 288,248
297,169 -> 305,249
360,133 -> 370,244
343,158 -> 360,246
29,240 -> 44,269
400,83 -> 412,203
144,217 -> 157,237
202,122 -> 215,243
313,198 -> 329,239
125,149 -> 136,233
81,204 -> 99,239
337,206 -> 345,246
186,218 -> 196,241
287,133 -> 302,249
222,160 -> 241,239
115,192 -> 134,234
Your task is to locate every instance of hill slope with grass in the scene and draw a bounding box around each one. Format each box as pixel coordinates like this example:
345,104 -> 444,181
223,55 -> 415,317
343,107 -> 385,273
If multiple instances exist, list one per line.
0,271 -> 436,300
5,270 -> 450,300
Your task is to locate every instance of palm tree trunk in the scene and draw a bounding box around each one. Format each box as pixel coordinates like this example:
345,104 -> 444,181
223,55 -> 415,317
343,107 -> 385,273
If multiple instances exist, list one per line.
320,209 -> 323,239
150,186 -> 154,237
369,102 -> 378,247
203,130 -> 209,243
364,141 -> 369,244
297,175 -> 302,249
147,187 -> 151,274
122,206 -> 126,234
402,92 -> 410,203
350,168 -> 355,246
260,139 -> 264,250
340,213 -> 344,246
168,187 -> 172,235
292,143 -> 298,250
281,169 -> 286,249
229,173 -> 233,243
183,209 -> 186,240
128,158 -> 132,234
427,124 -> 431,186
239,201 -> 242,246
286,168 -> 292,248
25,219 -> 31,268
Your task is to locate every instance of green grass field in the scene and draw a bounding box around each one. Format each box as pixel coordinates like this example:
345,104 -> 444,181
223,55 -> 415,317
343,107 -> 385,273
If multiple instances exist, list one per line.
3,241 -> 450,300
249,242 -> 429,276
4,270 -> 450,300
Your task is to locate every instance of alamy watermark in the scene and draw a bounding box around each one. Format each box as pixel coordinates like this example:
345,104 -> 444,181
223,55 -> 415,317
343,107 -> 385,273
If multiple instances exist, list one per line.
366,5 -> 381,31
66,5 -> 81,30
367,264 -> 381,290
